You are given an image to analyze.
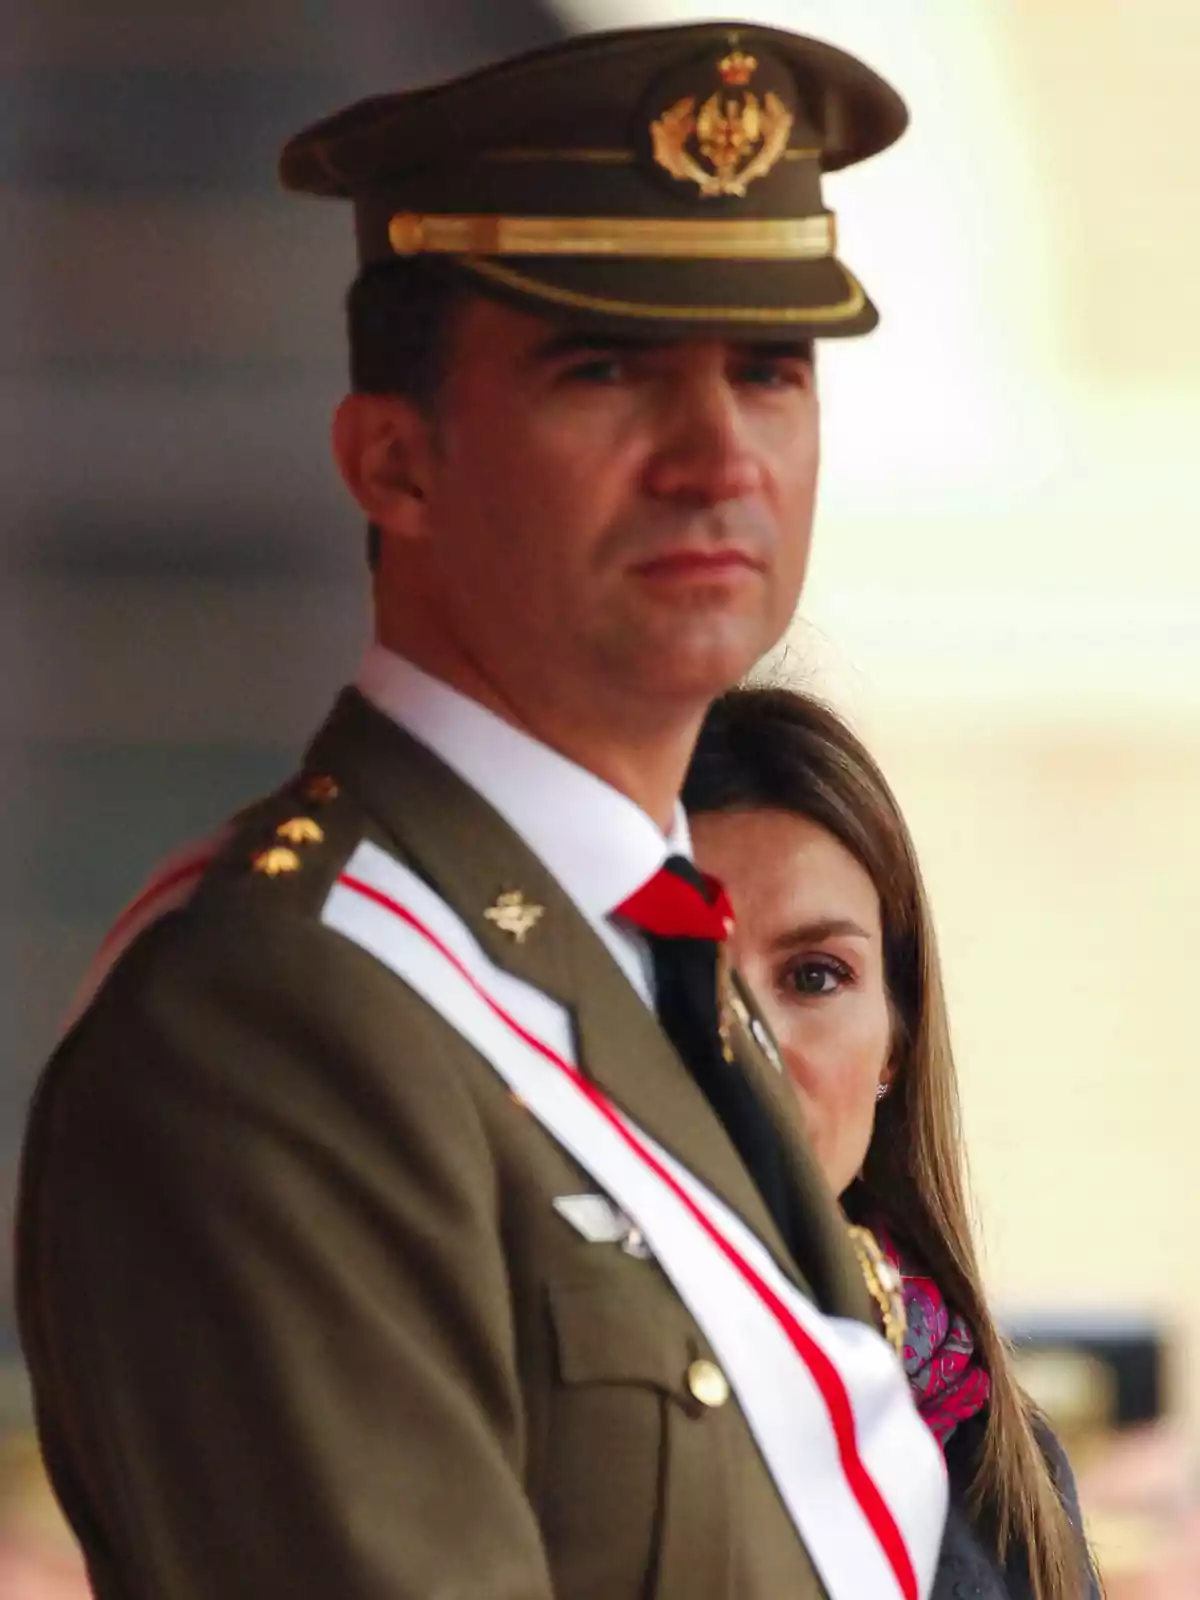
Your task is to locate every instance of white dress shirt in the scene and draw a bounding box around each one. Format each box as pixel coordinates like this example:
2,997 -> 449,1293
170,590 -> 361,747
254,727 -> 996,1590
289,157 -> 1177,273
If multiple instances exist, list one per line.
357,644 -> 689,1007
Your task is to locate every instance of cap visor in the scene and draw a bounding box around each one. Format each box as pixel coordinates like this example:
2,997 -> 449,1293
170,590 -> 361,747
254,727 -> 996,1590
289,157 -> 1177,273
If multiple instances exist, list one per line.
444,252 -> 879,340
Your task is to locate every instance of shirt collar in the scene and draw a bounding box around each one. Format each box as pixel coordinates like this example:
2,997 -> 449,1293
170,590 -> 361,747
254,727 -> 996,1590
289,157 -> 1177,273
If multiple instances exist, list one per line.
356,644 -> 690,922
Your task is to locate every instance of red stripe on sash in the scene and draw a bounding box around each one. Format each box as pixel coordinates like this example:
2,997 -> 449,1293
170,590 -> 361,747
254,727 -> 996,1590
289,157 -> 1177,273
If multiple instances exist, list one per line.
340,871 -> 918,1600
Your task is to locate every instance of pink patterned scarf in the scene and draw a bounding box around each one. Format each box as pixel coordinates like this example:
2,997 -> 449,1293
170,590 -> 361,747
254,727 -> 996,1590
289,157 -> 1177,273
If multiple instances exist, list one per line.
870,1219 -> 991,1450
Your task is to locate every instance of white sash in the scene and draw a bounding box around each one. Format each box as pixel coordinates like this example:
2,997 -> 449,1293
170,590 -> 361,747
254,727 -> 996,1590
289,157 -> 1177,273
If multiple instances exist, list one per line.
323,840 -> 947,1600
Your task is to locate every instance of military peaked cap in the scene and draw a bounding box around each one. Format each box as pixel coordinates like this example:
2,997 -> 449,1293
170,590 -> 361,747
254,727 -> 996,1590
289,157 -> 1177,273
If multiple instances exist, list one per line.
280,20 -> 908,340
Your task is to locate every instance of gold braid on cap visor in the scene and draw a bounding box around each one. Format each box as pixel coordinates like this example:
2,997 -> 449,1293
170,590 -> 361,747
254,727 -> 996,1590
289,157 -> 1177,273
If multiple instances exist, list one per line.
455,256 -> 866,324
388,211 -> 837,261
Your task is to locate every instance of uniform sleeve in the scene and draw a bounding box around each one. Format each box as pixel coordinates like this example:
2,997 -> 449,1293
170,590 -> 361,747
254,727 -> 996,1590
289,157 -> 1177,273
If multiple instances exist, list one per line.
20,901 -> 555,1600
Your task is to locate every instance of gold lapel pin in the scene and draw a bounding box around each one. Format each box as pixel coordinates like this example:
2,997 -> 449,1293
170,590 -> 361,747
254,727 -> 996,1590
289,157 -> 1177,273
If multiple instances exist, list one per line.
717,954 -> 741,1064
484,890 -> 545,945
720,968 -> 785,1075
847,1225 -> 907,1360
749,1013 -> 784,1075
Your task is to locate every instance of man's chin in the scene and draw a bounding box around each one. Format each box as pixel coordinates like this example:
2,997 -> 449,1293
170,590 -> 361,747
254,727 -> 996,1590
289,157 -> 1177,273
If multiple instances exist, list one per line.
629,626 -> 781,705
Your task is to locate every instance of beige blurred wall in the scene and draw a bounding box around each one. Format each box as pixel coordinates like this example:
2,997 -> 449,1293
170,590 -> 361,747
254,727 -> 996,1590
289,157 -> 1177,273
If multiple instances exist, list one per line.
794,0 -> 1200,1418
868,716 -> 1200,1409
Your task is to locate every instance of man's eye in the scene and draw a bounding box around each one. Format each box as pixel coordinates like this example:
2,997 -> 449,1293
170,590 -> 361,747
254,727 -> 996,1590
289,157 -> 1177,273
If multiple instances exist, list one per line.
562,356 -> 627,385
736,359 -> 813,389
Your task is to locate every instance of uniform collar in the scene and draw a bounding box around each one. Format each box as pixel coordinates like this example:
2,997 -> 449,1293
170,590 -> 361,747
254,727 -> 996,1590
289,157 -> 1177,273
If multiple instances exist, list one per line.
356,644 -> 690,923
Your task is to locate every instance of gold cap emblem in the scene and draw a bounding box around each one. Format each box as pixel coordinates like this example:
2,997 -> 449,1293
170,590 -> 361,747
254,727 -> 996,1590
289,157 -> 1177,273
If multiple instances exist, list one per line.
253,847 -> 302,878
717,50 -> 757,87
650,49 -> 794,199
484,890 -> 545,945
276,817 -> 325,847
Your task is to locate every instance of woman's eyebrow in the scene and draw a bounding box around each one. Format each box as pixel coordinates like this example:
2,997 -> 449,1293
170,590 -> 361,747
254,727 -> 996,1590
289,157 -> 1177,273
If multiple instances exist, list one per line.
768,917 -> 873,951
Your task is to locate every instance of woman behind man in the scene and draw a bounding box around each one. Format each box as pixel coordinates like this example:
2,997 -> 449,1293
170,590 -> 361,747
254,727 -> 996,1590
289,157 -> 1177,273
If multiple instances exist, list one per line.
685,687 -> 1098,1600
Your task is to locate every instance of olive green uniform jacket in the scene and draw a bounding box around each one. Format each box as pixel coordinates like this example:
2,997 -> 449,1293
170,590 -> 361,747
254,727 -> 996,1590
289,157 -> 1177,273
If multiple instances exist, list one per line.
18,690 -> 884,1600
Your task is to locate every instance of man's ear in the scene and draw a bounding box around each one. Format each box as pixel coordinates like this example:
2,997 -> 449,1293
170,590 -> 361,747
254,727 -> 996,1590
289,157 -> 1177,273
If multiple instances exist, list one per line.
332,393 -> 434,539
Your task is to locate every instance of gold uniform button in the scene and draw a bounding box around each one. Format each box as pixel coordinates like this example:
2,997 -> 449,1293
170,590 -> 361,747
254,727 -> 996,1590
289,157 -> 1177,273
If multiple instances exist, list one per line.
687,1359 -> 730,1410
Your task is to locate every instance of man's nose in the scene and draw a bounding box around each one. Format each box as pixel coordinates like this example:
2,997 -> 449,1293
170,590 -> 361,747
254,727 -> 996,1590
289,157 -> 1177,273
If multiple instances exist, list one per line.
642,379 -> 766,507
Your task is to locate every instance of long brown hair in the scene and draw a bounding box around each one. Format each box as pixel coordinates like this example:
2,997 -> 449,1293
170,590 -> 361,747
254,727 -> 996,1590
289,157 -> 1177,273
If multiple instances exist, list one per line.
684,686 -> 1088,1600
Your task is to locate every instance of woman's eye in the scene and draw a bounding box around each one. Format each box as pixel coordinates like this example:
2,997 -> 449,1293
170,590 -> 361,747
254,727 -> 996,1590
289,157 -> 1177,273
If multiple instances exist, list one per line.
786,958 -> 852,997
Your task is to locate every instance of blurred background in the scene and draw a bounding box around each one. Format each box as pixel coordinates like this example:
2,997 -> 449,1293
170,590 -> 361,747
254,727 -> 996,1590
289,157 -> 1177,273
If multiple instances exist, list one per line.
2,0 -> 1198,1592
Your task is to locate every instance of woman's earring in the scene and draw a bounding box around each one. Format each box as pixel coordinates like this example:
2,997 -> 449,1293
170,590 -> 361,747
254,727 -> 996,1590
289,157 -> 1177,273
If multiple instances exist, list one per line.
875,1083 -> 889,1103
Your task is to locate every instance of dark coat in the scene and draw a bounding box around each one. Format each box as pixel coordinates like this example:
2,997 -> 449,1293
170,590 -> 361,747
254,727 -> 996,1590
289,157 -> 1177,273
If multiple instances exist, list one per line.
17,690 -> 906,1600
933,1411 -> 1100,1599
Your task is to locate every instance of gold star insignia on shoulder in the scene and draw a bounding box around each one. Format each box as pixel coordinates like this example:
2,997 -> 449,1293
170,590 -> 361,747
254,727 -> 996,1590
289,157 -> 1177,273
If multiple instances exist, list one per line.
301,774 -> 340,804
847,1225 -> 907,1360
253,847 -> 302,878
276,817 -> 325,847
484,890 -> 544,944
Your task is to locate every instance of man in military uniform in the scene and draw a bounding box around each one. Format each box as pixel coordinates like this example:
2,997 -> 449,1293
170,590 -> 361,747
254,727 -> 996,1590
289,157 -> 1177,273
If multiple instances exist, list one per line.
17,21 -> 947,1600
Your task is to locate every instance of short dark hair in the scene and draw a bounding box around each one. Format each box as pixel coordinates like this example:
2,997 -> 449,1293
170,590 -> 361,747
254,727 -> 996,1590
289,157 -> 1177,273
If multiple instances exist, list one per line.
346,257 -> 467,403
346,259 -> 467,567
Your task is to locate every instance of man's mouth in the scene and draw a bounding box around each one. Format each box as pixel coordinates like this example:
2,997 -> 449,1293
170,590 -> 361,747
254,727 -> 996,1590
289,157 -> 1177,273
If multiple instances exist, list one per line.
631,548 -> 764,579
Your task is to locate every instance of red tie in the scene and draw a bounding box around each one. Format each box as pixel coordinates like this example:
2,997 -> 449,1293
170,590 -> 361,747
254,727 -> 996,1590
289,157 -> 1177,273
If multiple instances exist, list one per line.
615,856 -> 734,942
613,858 -> 799,1259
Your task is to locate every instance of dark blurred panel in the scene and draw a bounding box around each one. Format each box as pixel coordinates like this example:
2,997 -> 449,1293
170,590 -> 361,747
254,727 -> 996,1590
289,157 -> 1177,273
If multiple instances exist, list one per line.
4,376 -> 354,567
1,577 -> 366,743
0,195 -> 349,370
4,0 -> 563,74
2,0 -> 568,1359
0,71 -> 350,192
2,0 -> 338,68
13,740 -> 297,923
1008,1315 -> 1169,1437
327,0 -> 568,83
